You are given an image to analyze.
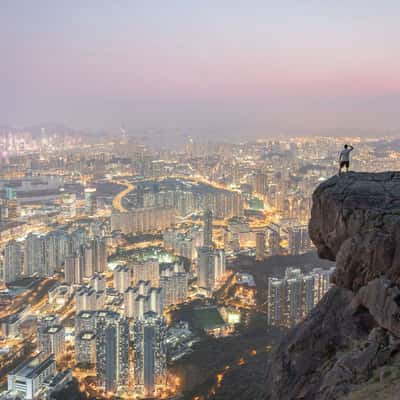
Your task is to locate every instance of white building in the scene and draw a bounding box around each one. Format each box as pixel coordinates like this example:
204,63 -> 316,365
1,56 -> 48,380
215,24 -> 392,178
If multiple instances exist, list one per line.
7,353 -> 56,400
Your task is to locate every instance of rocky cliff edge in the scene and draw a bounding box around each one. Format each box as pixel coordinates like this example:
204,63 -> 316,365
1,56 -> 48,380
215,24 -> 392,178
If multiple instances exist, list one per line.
266,172 -> 400,400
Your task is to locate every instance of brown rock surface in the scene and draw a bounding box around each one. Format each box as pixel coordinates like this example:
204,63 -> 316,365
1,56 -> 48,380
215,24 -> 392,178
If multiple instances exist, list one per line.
309,171 -> 400,291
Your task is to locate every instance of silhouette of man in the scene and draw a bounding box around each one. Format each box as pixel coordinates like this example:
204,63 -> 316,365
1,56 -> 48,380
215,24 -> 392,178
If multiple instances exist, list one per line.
339,144 -> 354,174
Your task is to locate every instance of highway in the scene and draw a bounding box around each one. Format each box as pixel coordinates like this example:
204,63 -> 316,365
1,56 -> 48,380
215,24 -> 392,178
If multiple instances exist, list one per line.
112,181 -> 135,212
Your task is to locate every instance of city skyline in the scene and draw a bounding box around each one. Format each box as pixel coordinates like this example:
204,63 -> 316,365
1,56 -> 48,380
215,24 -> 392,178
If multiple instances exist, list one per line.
0,133 -> 395,399
2,1 -> 400,137
1,3 -> 400,399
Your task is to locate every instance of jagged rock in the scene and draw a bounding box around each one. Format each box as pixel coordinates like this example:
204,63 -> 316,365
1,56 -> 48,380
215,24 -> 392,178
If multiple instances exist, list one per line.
309,172 -> 400,291
353,278 -> 400,338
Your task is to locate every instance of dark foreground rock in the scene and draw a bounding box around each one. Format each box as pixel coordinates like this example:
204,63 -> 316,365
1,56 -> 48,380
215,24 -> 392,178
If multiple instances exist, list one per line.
309,171 -> 400,291
266,172 -> 400,400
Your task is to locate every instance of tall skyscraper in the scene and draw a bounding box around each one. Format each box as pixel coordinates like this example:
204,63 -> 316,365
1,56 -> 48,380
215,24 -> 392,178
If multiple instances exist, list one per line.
84,187 -> 97,215
124,286 -> 140,319
213,249 -> 226,284
311,267 -> 336,306
267,267 -> 334,328
287,225 -> 311,255
159,263 -> 188,307
267,227 -> 281,256
92,237 -> 107,273
38,325 -> 65,357
3,240 -> 23,283
76,332 -> 96,366
133,312 -> 167,397
124,281 -> 163,319
37,315 -> 64,357
131,260 -> 159,287
114,265 -> 130,293
83,244 -> 94,277
64,254 -> 83,284
197,247 -> 226,291
197,246 -> 214,290
96,314 -> 130,392
24,233 -> 45,277
255,231 -> 266,261
203,209 -> 213,247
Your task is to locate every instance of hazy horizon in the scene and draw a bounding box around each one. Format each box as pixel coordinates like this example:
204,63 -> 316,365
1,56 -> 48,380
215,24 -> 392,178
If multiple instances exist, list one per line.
2,1 -> 400,137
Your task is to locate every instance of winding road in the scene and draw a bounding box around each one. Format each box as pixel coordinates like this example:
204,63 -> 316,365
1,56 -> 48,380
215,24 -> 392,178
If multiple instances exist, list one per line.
112,181 -> 135,212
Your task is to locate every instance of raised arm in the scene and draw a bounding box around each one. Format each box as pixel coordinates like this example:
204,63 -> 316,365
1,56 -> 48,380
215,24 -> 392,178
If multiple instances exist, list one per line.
349,145 -> 354,151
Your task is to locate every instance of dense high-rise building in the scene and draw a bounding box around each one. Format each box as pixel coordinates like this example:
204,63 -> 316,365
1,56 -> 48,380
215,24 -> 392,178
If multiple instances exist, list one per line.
61,193 -> 77,218
23,230 -> 78,278
214,249 -> 226,283
311,267 -> 336,306
38,325 -> 65,357
248,172 -> 267,195
131,260 -> 159,287
76,331 -> 96,366
84,187 -> 97,215
159,263 -> 188,307
88,273 -> 106,292
3,240 -> 23,283
83,244 -> 94,277
255,231 -> 266,261
96,314 -> 130,392
197,247 -> 226,291
64,254 -> 83,284
267,227 -> 281,256
75,311 -> 97,336
69,228 -> 87,255
37,315 -> 64,357
124,281 -> 163,319
267,267 -> 335,328
92,237 -> 107,273
43,232 -> 58,276
114,265 -> 130,293
133,312 -> 167,397
56,230 -> 70,269
197,246 -> 214,290
5,198 -> 18,220
111,208 -> 175,235
148,287 -> 163,315
203,209 -> 213,247
24,233 -> 45,277
75,286 -> 104,313
287,225 -> 312,255
124,286 -> 140,319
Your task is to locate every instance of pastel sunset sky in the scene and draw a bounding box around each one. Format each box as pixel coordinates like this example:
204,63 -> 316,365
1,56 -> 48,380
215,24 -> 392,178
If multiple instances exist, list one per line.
1,0 -> 400,137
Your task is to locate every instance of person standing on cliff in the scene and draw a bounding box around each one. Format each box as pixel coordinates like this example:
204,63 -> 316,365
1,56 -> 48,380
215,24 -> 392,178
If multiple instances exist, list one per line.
338,144 -> 354,174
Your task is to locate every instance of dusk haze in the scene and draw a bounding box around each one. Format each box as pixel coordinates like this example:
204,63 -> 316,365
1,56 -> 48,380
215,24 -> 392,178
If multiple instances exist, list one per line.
2,1 -> 400,136
1,3 -> 400,400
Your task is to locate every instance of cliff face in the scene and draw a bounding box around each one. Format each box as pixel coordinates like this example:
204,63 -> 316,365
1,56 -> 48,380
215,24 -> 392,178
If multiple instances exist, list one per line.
309,171 -> 400,292
266,172 -> 400,400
